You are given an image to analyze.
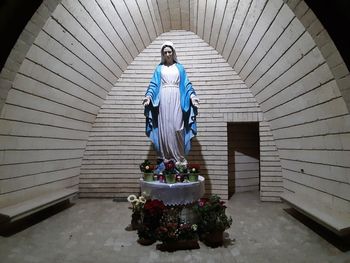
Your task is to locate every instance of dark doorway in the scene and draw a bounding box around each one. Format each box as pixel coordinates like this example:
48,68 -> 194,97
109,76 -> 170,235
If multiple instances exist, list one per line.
228,122 -> 260,199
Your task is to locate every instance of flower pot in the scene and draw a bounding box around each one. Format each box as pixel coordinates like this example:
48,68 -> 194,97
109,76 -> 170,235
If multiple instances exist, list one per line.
188,173 -> 198,182
202,230 -> 224,248
165,174 -> 176,184
143,173 -> 154,182
137,238 -> 156,246
156,239 -> 200,252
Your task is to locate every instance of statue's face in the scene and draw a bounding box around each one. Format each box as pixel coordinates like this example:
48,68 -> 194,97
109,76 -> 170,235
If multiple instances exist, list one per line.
163,46 -> 174,64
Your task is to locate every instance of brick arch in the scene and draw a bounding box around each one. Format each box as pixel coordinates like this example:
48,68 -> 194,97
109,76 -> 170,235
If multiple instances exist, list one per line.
81,31 -> 283,201
0,0 -> 349,215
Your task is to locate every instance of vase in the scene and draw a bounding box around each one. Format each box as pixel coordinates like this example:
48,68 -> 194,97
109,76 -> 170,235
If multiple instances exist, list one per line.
165,174 -> 176,184
130,216 -> 141,230
156,239 -> 200,252
202,230 -> 224,248
143,173 -> 154,182
188,173 -> 198,182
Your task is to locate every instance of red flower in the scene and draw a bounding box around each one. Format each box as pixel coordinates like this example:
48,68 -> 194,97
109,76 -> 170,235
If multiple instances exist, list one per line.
189,163 -> 200,173
165,160 -> 175,171
159,226 -> 168,233
140,159 -> 151,172
144,199 -> 165,216
198,197 -> 208,207
144,165 -> 154,172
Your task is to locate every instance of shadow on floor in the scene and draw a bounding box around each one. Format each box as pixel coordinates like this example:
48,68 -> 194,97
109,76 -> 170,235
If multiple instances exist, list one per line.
0,200 -> 74,237
284,208 -> 350,252
223,232 -> 236,247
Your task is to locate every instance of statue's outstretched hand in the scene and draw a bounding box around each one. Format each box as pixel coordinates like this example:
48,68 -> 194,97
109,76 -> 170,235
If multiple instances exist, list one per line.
191,96 -> 200,108
142,96 -> 151,106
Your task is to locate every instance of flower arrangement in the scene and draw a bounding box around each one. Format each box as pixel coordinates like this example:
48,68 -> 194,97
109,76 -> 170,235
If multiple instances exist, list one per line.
131,195 -> 233,250
139,159 -> 203,184
163,160 -> 176,175
194,195 -> 232,232
137,199 -> 166,244
193,195 -> 232,247
127,194 -> 147,230
155,207 -> 199,251
140,160 -> 155,181
140,159 -> 151,172
140,160 -> 155,173
157,220 -> 198,243
156,207 -> 181,243
157,207 -> 198,242
127,194 -> 147,208
163,160 -> 177,183
175,160 -> 188,174
188,163 -> 200,182
143,199 -> 166,218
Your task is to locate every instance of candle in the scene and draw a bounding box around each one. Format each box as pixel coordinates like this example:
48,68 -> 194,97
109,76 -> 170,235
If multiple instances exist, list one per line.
159,174 -> 165,183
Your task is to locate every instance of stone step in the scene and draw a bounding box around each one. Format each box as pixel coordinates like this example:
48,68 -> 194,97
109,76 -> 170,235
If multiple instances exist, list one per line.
0,188 -> 78,224
281,192 -> 350,236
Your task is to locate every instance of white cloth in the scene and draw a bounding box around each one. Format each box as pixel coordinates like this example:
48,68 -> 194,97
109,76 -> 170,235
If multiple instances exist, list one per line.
140,176 -> 205,205
158,64 -> 185,162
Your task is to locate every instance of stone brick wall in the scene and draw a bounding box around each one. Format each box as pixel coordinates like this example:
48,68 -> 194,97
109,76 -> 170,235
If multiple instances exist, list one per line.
259,120 -> 283,202
80,31 -> 279,200
284,0 -> 350,111
0,0 -> 348,212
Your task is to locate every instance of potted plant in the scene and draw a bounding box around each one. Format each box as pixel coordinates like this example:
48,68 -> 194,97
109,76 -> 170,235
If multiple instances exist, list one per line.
176,160 -> 191,182
140,160 -> 154,182
193,195 -> 232,247
137,199 -> 165,245
126,194 -> 147,230
188,164 -> 200,182
156,207 -> 199,251
163,160 -> 177,184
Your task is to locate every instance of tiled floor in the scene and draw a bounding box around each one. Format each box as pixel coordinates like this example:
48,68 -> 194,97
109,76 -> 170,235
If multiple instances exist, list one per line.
0,191 -> 349,263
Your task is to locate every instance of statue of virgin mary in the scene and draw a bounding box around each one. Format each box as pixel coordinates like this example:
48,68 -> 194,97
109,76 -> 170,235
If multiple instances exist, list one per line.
143,41 -> 199,165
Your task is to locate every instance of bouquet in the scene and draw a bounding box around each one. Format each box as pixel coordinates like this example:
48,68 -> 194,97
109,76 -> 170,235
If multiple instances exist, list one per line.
156,207 -> 198,243
137,199 -> 166,242
194,195 -> 232,233
127,194 -> 147,230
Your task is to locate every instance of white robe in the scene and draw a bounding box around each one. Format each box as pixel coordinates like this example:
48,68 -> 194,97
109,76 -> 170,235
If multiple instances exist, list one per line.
158,64 -> 185,162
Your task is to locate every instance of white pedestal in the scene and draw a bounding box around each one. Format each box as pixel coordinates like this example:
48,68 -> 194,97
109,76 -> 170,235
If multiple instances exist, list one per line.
140,176 -> 205,205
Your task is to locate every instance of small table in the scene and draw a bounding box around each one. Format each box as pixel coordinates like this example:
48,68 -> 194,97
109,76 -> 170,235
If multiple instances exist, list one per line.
140,176 -> 205,205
